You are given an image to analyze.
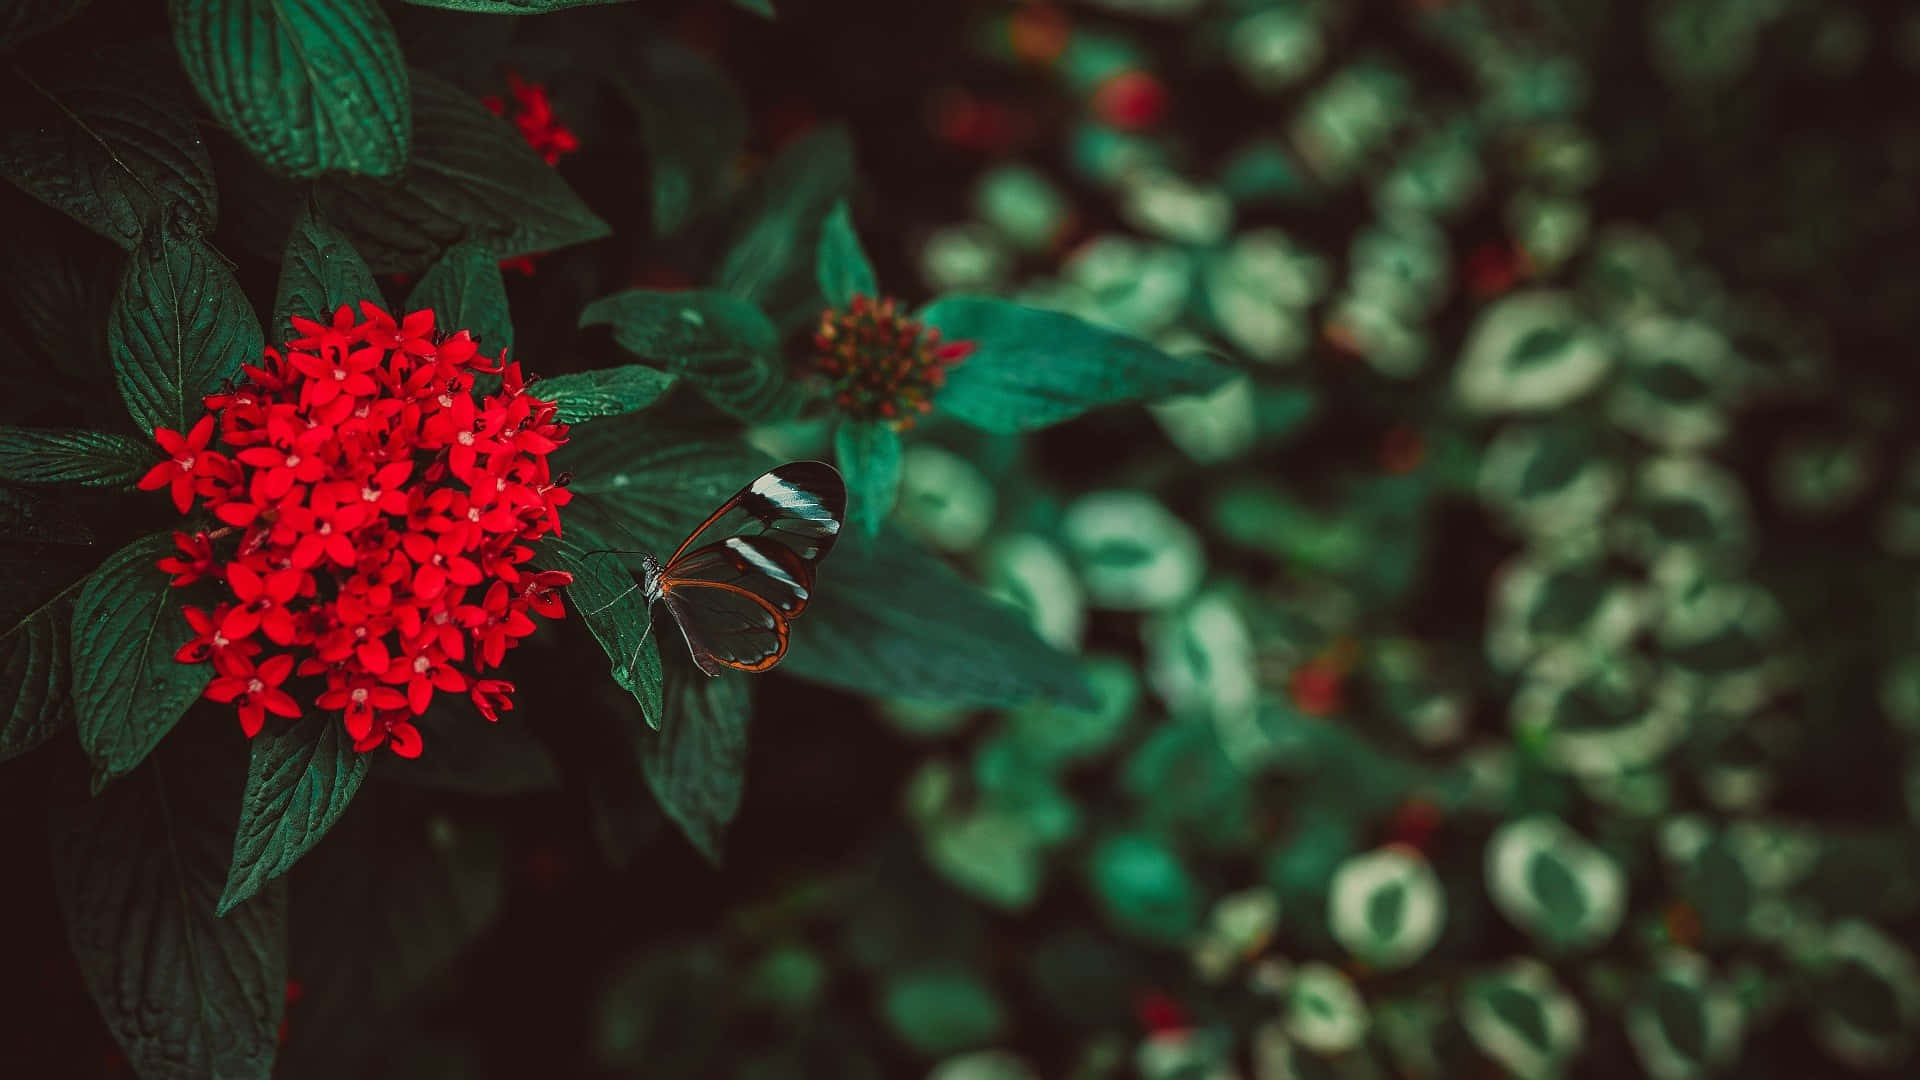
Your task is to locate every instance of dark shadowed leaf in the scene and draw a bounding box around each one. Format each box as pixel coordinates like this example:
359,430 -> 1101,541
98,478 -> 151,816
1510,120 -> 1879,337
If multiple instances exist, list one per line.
272,198 -> 381,338
541,528 -> 663,730
108,221 -> 264,437
0,489 -> 96,762
404,239 -> 513,352
171,0 -> 410,179
51,739 -> 286,1080
816,199 -> 877,309
553,409 -> 776,554
218,713 -> 370,916
71,532 -> 211,785
834,418 -> 900,539
625,41 -> 748,236
370,701 -> 560,793
316,70 -> 609,273
536,365 -> 677,423
0,0 -> 91,48
782,529 -> 1093,708
0,48 -> 216,248
921,297 -> 1236,433
0,427 -> 154,488
717,126 -> 854,331
579,289 -> 802,422
733,0 -> 775,15
402,0 -> 634,10
644,656 -> 750,864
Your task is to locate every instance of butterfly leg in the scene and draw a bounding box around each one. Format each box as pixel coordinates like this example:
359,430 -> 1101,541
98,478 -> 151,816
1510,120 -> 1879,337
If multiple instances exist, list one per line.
622,611 -> 656,684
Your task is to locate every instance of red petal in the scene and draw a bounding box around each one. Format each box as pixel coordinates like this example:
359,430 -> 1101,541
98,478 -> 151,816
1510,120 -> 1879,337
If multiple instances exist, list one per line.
137,461 -> 175,491
387,720 -> 424,758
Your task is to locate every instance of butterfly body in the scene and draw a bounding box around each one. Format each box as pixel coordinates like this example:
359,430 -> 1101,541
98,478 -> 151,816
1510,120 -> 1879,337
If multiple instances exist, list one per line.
638,461 -> 845,676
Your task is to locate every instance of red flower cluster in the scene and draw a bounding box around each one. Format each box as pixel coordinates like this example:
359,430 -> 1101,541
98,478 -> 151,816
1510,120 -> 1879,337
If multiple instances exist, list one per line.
138,304 -> 574,757
483,71 -> 580,167
811,295 -> 973,426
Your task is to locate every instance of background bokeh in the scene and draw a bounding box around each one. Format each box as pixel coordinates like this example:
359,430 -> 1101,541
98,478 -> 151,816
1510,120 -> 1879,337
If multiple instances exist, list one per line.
12,0 -> 1920,1076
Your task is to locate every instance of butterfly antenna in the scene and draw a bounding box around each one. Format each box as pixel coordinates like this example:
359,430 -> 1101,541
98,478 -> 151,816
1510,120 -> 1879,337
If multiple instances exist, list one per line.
583,580 -> 640,617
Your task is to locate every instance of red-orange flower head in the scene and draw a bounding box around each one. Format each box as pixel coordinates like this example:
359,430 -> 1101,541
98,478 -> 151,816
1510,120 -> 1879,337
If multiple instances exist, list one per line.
811,295 -> 973,426
482,71 -> 580,167
139,304 -> 574,758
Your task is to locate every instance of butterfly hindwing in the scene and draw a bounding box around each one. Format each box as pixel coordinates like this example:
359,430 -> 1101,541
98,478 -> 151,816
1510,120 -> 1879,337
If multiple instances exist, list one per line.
655,461 -> 845,675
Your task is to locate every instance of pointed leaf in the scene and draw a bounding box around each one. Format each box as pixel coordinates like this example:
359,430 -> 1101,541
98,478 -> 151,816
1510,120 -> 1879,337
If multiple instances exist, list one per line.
0,427 -> 155,488
624,41 -> 747,235
217,713 -> 369,917
553,409 -> 776,554
537,365 -> 678,424
171,0 -> 410,179
816,198 -> 877,309
272,198 -> 380,338
717,126 -> 854,330
643,657 -> 750,864
0,0 -> 92,49
316,70 -> 609,273
782,529 -> 1094,708
0,48 -> 216,248
579,289 -> 801,422
0,579 -> 81,762
541,528 -> 663,730
404,238 -> 512,352
834,418 -> 900,539
72,532 -> 211,783
920,297 -> 1236,433
51,746 -> 287,1080
108,222 -> 264,437
371,702 -> 559,793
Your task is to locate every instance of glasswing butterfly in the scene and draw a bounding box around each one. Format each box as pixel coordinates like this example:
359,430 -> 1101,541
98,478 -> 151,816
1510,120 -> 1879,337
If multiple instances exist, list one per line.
589,461 -> 846,677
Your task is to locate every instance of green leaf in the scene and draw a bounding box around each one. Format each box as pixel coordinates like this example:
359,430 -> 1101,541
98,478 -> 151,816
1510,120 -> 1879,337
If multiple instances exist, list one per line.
717,126 -> 854,330
400,0 -> 630,10
0,49 -> 216,248
579,289 -> 801,422
71,532 -> 211,785
643,657 -> 750,864
404,238 -> 512,352
0,578 -> 81,763
625,41 -> 748,236
920,297 -> 1236,433
0,427 -> 155,488
316,70 -> 609,274
553,409 -> 775,554
217,713 -> 369,917
171,0 -> 410,179
272,198 -> 380,338
541,528 -> 663,730
0,0 -> 92,49
834,418 -> 900,539
370,702 -> 559,794
51,744 -> 287,1080
537,365 -> 678,424
816,199 -> 878,309
733,0 -> 775,15
108,222 -> 264,437
782,529 -> 1094,709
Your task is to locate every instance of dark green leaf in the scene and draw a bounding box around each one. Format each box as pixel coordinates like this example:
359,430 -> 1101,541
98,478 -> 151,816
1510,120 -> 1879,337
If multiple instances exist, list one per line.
733,0 -> 775,15
0,0 -> 92,49
171,0 -> 410,179
554,409 -> 775,554
316,70 -> 609,273
816,199 -> 877,309
579,289 -> 801,422
108,223 -> 264,436
542,527 -> 663,730
272,197 -> 380,338
834,418 -> 899,539
71,532 -> 210,784
0,427 -> 154,487
51,744 -> 286,1080
717,126 -> 854,331
921,297 -> 1236,433
643,657 -> 750,864
537,365 -> 678,424
218,714 -> 369,917
404,238 -> 512,351
782,529 -> 1093,708
625,41 -> 748,236
370,702 -> 560,794
0,579 -> 81,762
0,50 -> 216,248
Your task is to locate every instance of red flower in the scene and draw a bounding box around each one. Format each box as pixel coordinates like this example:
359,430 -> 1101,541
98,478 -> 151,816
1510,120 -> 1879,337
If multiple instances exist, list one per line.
812,295 -> 973,426
136,415 -> 225,513
151,304 -> 574,756
482,71 -> 580,167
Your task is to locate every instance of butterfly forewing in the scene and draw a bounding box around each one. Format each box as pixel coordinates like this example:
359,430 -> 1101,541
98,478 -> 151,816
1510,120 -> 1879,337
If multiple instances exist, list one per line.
655,461 -> 846,675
